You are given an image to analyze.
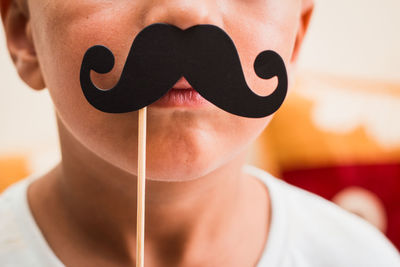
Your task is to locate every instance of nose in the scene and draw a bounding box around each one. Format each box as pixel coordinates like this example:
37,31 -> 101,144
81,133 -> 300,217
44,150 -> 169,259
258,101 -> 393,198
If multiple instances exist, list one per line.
141,0 -> 223,30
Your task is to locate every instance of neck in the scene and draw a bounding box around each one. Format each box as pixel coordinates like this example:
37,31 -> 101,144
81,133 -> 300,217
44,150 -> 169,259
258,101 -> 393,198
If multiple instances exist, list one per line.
40,117 -> 265,266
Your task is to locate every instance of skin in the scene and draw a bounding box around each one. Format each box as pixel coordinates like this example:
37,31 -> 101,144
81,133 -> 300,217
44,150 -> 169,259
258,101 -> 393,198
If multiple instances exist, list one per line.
1,0 -> 313,266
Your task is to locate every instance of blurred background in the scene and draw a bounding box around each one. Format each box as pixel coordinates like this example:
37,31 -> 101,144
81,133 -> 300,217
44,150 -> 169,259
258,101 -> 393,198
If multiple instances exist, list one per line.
1,0 -> 399,250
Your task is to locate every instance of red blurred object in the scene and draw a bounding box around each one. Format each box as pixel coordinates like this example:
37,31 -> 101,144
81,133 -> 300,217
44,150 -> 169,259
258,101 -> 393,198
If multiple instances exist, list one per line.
283,163 -> 400,250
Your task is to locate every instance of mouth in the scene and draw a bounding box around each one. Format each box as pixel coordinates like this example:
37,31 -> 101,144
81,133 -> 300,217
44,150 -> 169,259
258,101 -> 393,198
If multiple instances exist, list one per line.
151,77 -> 209,108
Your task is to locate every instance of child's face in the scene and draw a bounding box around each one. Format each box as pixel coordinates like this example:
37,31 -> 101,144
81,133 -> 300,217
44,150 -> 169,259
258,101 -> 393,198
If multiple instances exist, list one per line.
23,0 -> 306,180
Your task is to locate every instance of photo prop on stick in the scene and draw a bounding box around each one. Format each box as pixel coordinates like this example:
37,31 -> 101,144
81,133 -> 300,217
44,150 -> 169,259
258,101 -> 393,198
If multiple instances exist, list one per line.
80,23 -> 288,118
79,23 -> 288,267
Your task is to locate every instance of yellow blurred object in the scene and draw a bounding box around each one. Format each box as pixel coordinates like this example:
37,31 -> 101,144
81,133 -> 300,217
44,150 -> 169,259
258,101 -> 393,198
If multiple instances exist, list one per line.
250,71 -> 400,177
0,156 -> 30,192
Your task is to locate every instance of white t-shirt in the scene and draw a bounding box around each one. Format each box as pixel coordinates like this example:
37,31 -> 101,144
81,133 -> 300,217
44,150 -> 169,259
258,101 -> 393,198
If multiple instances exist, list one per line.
0,165 -> 399,267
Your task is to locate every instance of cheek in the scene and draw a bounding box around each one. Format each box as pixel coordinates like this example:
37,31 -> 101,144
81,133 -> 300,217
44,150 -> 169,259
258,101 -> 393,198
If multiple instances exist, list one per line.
30,3 -> 137,106
27,2 -> 145,164
223,1 -> 299,96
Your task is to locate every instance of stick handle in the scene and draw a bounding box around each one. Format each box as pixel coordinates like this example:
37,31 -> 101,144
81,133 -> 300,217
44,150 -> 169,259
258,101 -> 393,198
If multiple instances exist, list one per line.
137,107 -> 147,267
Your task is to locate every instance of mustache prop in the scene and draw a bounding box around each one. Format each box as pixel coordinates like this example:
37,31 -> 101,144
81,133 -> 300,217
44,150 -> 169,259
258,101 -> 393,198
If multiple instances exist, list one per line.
80,23 -> 288,118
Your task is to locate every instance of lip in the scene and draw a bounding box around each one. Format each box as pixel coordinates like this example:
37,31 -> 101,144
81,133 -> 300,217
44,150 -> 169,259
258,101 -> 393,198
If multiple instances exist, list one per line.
151,77 -> 209,108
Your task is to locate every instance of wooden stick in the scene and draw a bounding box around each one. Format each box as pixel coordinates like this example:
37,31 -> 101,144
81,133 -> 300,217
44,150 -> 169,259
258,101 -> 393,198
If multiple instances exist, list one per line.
137,107 -> 147,267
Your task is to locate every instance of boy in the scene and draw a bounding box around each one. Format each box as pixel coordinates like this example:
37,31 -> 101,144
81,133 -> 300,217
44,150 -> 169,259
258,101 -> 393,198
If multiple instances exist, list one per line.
0,0 -> 399,266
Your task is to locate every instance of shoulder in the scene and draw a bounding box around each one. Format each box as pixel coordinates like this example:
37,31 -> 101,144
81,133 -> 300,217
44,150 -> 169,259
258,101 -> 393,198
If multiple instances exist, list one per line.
0,178 -> 45,266
243,165 -> 400,267
0,178 -> 30,241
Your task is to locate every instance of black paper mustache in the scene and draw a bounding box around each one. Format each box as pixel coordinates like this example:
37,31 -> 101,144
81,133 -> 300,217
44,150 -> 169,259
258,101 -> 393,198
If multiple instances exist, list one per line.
80,23 -> 288,118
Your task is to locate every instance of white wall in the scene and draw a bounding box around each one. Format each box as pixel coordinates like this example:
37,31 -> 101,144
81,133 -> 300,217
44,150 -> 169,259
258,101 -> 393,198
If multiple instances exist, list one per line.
0,0 -> 399,172
0,28 -> 59,172
298,0 -> 400,81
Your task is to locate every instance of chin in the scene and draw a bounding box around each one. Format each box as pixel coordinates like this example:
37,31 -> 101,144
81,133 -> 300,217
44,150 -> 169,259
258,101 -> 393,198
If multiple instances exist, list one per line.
144,139 -> 223,182
146,161 -> 217,182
